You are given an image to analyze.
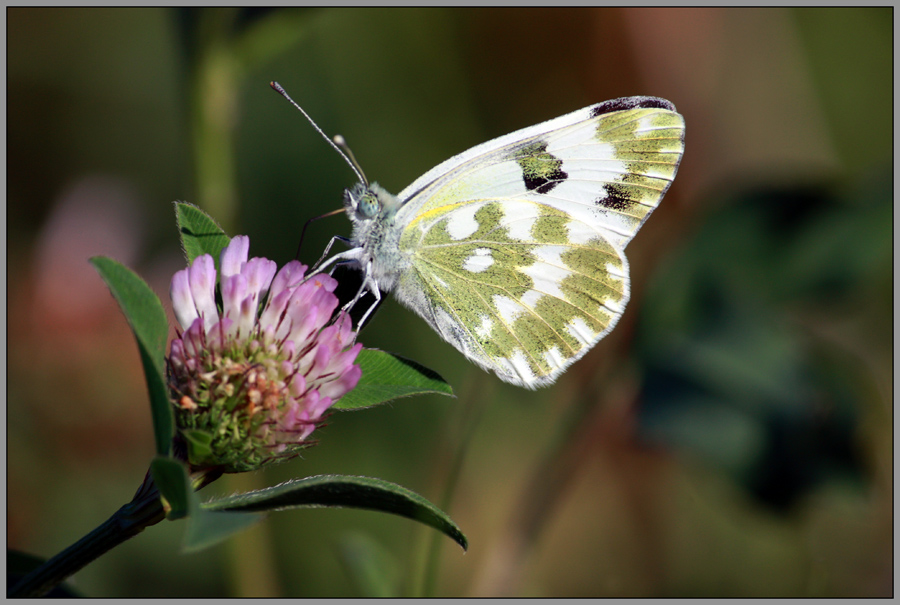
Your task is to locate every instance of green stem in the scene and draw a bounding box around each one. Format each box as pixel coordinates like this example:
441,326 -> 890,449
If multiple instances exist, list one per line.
8,470 -> 167,598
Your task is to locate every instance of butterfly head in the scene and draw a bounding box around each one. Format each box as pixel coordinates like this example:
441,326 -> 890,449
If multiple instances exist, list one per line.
344,182 -> 401,222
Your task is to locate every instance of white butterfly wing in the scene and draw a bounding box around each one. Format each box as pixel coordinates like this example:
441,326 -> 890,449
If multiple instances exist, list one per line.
390,98 -> 684,387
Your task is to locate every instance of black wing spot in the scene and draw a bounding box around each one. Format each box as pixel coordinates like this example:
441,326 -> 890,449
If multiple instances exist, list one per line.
527,171 -> 567,195
597,183 -> 632,211
511,141 -> 568,195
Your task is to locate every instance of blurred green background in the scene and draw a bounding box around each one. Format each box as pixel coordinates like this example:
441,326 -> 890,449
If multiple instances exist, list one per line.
7,7 -> 892,597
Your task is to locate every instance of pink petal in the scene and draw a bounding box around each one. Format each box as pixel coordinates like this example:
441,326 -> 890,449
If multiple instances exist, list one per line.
258,288 -> 292,334
285,298 -> 321,346
188,254 -> 218,332
287,373 -> 306,398
307,394 -> 333,420
270,260 -> 308,298
237,295 -> 257,339
221,274 -> 247,324
220,235 -> 249,278
317,363 -> 362,401
170,268 -> 198,331
169,338 -> 186,368
182,317 -> 205,357
243,257 -> 277,299
207,318 -> 233,351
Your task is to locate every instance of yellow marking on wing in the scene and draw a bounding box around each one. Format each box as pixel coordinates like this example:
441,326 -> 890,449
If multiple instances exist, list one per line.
405,200 -> 470,230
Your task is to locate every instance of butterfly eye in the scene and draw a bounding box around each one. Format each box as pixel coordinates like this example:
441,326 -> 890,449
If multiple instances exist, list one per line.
357,190 -> 381,218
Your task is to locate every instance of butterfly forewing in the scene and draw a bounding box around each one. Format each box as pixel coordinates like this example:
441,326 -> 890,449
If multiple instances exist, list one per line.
383,100 -> 683,387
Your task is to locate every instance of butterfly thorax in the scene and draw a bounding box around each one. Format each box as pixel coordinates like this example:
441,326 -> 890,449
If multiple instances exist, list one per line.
343,182 -> 409,292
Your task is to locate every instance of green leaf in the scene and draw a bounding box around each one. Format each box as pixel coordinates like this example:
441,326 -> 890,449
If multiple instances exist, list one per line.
203,474 -> 468,551
182,504 -> 264,554
149,457 -> 263,552
183,475 -> 264,553
150,457 -> 190,520
90,257 -> 173,456
174,202 -> 230,269
182,430 -> 215,467
335,349 -> 454,411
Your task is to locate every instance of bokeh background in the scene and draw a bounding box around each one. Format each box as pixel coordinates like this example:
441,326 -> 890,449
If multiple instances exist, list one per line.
7,7 -> 892,597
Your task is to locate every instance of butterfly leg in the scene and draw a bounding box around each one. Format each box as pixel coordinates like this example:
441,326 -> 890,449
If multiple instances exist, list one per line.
305,249 -> 380,327
309,235 -> 354,274
304,245 -> 361,282
338,258 -> 381,327
352,263 -> 382,329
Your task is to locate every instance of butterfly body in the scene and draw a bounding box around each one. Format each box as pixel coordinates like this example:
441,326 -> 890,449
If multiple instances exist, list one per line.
331,96 -> 684,388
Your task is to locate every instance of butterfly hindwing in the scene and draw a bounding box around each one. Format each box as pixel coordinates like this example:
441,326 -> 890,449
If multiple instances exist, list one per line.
388,99 -> 684,387
393,199 -> 628,387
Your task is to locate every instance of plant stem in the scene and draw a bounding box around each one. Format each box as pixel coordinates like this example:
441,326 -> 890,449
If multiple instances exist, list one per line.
8,470 -> 166,598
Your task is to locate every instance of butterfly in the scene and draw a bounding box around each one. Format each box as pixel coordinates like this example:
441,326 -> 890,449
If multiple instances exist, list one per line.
272,83 -> 684,389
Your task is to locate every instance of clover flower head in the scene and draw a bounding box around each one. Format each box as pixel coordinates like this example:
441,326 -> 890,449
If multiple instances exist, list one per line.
167,236 -> 362,473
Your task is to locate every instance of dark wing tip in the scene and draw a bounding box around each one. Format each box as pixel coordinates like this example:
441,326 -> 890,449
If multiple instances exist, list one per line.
590,96 -> 676,118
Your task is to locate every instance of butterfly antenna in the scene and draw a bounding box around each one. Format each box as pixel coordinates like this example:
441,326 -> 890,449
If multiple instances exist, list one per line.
332,135 -> 369,187
296,207 -> 345,261
270,81 -> 367,185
